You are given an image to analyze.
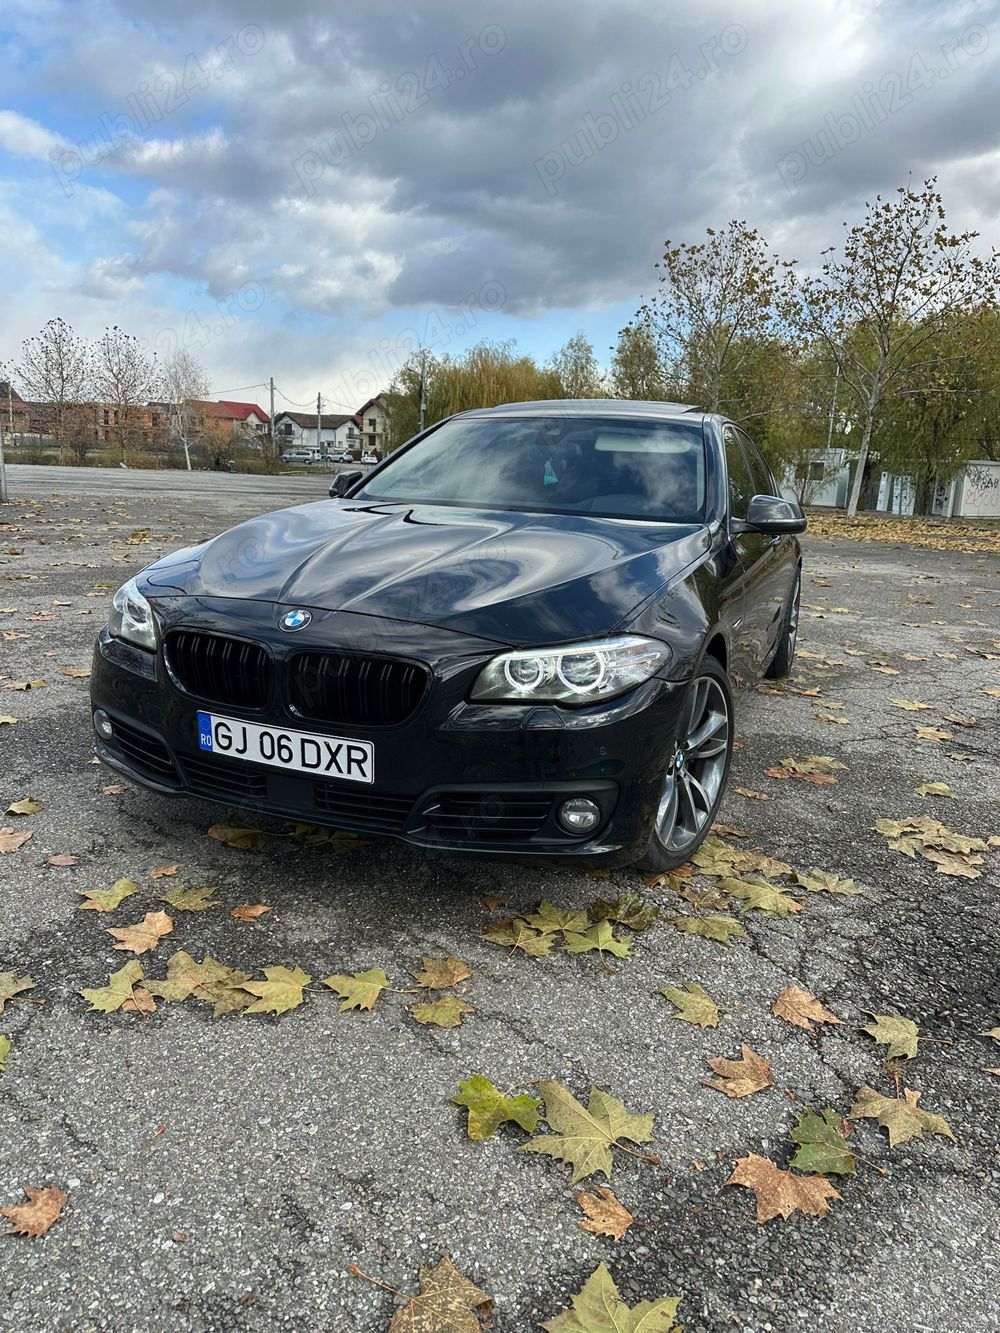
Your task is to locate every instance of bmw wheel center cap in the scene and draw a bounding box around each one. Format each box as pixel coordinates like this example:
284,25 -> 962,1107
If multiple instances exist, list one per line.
280,608 -> 312,631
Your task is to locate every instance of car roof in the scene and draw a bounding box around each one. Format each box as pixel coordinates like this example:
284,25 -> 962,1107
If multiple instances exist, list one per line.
453,398 -> 706,423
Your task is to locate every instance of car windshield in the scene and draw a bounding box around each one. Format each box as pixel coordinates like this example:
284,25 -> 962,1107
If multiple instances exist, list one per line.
357,414 -> 706,522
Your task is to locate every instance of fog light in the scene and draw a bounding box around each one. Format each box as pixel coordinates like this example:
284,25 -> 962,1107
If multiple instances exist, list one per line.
557,797 -> 602,835
93,709 -> 114,741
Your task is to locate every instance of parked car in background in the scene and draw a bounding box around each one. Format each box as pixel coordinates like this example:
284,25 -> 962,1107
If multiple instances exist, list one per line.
92,400 -> 805,871
328,450 -> 354,463
282,448 -> 321,465
361,451 -> 379,465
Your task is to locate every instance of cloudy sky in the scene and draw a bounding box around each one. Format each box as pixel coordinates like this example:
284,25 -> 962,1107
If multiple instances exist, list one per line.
1,0 -> 998,412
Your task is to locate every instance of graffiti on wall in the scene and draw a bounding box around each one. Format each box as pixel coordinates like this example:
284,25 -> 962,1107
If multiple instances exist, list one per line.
959,463 -> 1000,518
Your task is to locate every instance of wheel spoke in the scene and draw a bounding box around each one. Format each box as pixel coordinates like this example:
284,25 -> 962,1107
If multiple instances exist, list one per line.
687,708 -> 726,753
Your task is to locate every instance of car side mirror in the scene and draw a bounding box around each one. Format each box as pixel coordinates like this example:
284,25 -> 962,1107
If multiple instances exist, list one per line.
329,470 -> 364,498
741,494 -> 807,535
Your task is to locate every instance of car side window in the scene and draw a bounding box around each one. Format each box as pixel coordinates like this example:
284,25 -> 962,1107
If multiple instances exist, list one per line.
737,428 -> 777,498
723,426 -> 755,519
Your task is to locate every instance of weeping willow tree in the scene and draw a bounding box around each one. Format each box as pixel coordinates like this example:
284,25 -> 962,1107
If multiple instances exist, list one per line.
385,340 -> 563,449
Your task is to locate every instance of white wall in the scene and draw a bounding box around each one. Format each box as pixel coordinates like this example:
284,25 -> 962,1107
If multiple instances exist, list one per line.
953,461 -> 1000,518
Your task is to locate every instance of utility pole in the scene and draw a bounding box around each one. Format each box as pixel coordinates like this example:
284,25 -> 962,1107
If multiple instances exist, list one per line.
317,392 -> 325,464
0,411 -> 8,503
418,352 -> 427,433
268,376 -> 276,464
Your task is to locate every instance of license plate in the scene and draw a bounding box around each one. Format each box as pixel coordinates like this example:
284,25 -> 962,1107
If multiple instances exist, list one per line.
196,711 -> 374,784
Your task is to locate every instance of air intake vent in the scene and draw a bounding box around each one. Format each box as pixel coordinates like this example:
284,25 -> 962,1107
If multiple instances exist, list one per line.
290,652 -> 428,727
166,631 -> 270,709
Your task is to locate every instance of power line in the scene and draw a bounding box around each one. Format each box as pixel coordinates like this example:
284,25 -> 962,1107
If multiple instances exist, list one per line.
207,382 -> 269,398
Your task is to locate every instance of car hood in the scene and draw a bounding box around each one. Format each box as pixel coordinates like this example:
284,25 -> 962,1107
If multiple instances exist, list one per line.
143,500 -> 710,645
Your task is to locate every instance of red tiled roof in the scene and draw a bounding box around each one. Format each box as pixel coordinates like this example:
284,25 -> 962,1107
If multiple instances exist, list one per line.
193,400 -> 269,423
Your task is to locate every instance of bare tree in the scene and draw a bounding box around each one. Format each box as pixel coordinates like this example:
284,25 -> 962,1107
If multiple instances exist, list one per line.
639,221 -> 795,413
92,326 -> 161,462
11,318 -> 92,463
797,178 -> 1000,517
161,347 -> 210,470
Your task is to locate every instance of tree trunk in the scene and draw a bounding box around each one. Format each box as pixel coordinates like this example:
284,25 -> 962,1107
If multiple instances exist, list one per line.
845,411 -> 875,518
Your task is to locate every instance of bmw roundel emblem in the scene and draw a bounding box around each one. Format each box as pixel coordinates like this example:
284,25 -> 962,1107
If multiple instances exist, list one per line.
280,609 -> 312,632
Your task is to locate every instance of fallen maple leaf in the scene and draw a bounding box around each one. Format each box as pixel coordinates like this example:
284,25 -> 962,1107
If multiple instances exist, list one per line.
78,878 -> 139,912
230,903 -> 270,923
701,1045 -> 774,1099
0,826 -> 32,853
481,918 -> 554,957
588,890 -> 660,932
764,755 -> 845,785
452,1074 -> 542,1141
2,1185 -> 69,1238
243,965 -> 312,1016
0,715 -> 17,725
58,666 -> 90,679
322,967 -> 389,1012
915,782 -> 953,798
773,986 -> 842,1032
46,853 -> 78,867
575,1186 -> 634,1242
733,786 -> 769,800
660,982 -> 719,1028
861,1012 -> 919,1060
106,910 -> 173,955
160,885 -> 217,912
789,1109 -> 855,1175
102,784 -> 125,796
719,876 -> 802,918
410,996 -> 473,1028
149,864 -> 180,879
411,956 -> 471,989
0,972 -> 35,1012
521,1081 -> 657,1183
849,1085 -> 955,1147
80,960 -> 146,1013
0,1034 -> 9,1073
726,1154 -> 840,1223
890,699 -> 932,711
562,920 -> 632,961
480,895 -> 508,912
915,725 -> 951,742
5,679 -> 46,691
794,868 -> 862,896
206,824 -> 267,850
669,913 -> 747,947
541,1262 -> 680,1332
5,795 -> 42,816
526,900 -> 589,935
376,1256 -> 492,1333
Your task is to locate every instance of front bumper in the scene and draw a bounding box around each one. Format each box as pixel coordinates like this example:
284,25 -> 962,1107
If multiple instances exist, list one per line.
89,605 -> 688,868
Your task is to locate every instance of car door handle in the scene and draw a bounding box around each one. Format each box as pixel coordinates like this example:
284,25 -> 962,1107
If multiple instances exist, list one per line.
768,535 -> 782,548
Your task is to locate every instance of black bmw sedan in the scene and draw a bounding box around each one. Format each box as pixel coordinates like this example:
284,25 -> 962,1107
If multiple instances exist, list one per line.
90,401 -> 805,870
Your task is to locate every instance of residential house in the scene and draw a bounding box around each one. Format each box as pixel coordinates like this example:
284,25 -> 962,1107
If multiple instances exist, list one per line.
356,396 -> 391,457
273,411 -> 360,453
190,400 -> 270,436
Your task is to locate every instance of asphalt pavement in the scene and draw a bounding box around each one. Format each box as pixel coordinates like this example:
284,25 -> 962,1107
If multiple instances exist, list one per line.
0,469 -> 998,1332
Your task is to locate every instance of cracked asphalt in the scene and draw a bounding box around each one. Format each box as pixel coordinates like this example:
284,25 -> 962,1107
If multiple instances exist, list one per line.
1,466 -> 998,1332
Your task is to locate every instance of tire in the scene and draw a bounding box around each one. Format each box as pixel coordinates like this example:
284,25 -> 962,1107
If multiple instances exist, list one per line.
635,657 -> 734,873
765,569 -> 801,680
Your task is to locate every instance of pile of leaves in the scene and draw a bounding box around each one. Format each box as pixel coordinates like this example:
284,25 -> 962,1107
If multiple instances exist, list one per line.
874,815 -> 997,879
481,893 -> 658,966
804,510 -> 1000,555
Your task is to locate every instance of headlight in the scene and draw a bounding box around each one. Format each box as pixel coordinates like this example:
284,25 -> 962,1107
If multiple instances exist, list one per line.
470,635 -> 671,705
109,578 -> 158,652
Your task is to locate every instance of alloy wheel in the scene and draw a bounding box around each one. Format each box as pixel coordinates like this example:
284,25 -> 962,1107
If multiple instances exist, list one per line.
654,674 -> 731,853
